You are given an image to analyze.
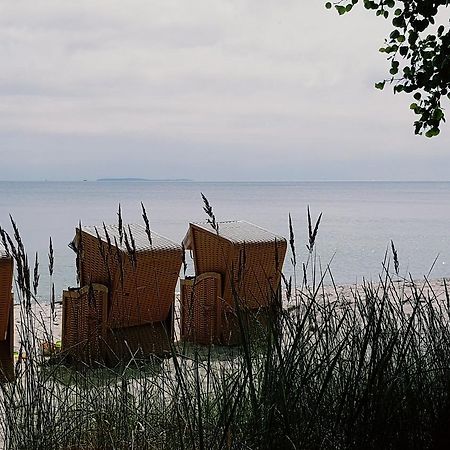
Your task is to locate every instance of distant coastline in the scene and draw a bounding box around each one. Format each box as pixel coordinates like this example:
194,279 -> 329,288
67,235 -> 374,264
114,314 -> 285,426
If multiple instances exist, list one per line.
96,177 -> 193,182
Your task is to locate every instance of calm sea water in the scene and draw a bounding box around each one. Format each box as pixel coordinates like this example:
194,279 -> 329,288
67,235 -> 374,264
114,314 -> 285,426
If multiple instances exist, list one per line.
1,181 -> 449,298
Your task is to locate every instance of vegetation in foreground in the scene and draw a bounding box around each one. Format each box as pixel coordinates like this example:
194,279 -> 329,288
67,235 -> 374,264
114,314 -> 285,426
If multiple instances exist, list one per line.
1,211 -> 450,450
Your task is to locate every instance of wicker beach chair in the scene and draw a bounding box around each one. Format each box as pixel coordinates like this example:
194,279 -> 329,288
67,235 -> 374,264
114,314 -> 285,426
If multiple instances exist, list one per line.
61,284 -> 108,365
69,224 -> 182,360
0,244 -> 14,381
182,221 -> 287,344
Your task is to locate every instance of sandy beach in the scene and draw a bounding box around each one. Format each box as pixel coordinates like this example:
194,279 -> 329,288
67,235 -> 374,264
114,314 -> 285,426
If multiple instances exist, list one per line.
12,277 -> 450,353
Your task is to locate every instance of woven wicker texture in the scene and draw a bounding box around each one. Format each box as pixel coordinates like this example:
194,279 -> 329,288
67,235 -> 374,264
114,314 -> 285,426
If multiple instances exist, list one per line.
82,224 -> 180,253
72,224 -> 182,329
221,306 -> 273,346
184,221 -> 287,310
61,284 -> 108,364
105,316 -> 173,363
180,273 -> 223,345
0,255 -> 13,341
184,220 -> 285,245
0,304 -> 14,382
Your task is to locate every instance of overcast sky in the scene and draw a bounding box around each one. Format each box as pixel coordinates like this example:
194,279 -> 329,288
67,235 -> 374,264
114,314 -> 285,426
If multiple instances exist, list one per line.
0,1 -> 449,181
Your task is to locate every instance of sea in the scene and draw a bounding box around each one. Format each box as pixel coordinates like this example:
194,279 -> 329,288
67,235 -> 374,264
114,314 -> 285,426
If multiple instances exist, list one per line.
1,180 -> 450,299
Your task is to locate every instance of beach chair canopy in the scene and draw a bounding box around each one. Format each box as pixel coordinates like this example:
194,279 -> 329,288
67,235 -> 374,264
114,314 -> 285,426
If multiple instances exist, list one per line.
0,243 -> 13,341
71,223 -> 181,256
183,221 -> 287,309
70,223 -> 183,328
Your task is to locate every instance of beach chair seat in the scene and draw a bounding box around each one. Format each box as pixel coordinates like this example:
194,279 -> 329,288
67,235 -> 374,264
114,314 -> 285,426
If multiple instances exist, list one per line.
180,272 -> 223,345
61,284 -> 108,365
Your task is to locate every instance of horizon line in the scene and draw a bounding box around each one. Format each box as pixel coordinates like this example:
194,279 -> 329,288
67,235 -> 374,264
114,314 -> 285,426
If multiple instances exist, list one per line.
1,179 -> 450,183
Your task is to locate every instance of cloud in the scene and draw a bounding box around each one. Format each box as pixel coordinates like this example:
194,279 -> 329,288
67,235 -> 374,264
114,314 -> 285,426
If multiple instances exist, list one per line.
0,1 -> 448,180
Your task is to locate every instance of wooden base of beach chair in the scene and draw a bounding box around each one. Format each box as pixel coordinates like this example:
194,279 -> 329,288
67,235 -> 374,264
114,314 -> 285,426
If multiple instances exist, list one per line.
61,284 -> 108,366
105,308 -> 174,363
0,305 -> 14,382
221,306 -> 274,346
181,273 -> 280,346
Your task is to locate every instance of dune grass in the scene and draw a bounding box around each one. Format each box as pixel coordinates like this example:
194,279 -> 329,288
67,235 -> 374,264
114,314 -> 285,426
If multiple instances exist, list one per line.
1,210 -> 450,449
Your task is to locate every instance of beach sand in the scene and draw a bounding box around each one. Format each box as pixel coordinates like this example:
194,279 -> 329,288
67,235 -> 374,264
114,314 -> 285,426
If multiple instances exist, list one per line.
12,277 -> 450,352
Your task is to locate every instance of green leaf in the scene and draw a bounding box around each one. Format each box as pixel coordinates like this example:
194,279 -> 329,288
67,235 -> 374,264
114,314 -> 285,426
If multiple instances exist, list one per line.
375,81 -> 386,90
408,31 -> 418,45
386,44 -> 398,53
410,103 -> 418,111
392,16 -> 405,27
325,2 -> 332,9
425,128 -> 440,138
336,5 -> 346,15
433,109 -> 444,121
390,30 -> 400,40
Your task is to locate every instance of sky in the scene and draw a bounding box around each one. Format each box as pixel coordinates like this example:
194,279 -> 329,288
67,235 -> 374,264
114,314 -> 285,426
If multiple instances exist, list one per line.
0,0 -> 449,181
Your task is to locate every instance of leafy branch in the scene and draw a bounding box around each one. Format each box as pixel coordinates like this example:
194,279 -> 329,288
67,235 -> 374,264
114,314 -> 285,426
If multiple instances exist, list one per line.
326,0 -> 450,137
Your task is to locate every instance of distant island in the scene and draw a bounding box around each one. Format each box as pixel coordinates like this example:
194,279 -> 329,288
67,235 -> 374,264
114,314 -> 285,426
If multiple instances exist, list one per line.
96,178 -> 193,182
